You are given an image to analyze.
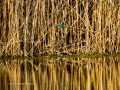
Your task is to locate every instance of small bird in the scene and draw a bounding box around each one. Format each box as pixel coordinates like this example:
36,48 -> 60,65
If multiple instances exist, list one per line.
57,23 -> 66,28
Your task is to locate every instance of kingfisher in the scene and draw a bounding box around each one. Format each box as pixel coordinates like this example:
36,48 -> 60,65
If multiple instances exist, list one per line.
57,23 -> 66,28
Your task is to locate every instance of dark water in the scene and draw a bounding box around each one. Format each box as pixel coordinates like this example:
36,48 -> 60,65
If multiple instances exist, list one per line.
0,57 -> 120,90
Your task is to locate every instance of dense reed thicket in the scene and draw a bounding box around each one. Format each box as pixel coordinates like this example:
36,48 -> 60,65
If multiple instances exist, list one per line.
0,0 -> 120,57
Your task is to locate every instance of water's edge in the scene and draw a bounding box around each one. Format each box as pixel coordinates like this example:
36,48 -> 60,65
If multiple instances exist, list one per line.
0,53 -> 120,60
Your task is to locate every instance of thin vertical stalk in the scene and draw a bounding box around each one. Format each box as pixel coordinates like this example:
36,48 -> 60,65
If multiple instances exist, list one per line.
117,2 -> 120,53
12,0 -> 15,56
24,0 -> 28,56
85,0 -> 89,53
15,0 -> 20,55
109,0 -> 112,53
98,0 -> 102,53
76,0 -> 79,54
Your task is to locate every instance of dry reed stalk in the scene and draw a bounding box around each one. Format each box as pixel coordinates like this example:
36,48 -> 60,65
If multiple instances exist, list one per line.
98,0 -> 102,53
76,0 -> 80,54
30,0 -> 34,56
24,0 -> 28,56
3,0 -> 7,55
9,0 -> 14,56
47,0 -> 50,49
109,0 -> 112,53
118,2 -> 120,53
85,0 -> 90,53
0,0 -> 120,56
52,0 -> 55,53
15,0 -> 20,55
37,0 -> 41,55
102,1 -> 105,53
43,0 -> 45,51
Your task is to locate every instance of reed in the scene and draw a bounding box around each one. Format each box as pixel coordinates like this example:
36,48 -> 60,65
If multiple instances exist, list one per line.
0,0 -> 120,57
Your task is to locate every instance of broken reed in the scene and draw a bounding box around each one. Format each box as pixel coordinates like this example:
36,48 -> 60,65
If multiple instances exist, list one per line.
0,0 -> 120,57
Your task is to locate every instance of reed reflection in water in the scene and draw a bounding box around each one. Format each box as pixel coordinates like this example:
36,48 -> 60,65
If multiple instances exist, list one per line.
0,57 -> 120,90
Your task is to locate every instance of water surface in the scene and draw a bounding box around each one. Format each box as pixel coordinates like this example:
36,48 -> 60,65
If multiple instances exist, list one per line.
0,57 -> 120,90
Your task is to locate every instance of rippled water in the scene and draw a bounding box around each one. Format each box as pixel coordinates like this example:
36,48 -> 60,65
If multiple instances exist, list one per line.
0,57 -> 120,90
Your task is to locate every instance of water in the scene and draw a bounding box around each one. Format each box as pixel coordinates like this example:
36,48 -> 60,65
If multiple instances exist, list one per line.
0,57 -> 120,90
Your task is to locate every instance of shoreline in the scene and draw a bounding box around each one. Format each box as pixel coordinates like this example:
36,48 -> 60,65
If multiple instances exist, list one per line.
0,53 -> 120,60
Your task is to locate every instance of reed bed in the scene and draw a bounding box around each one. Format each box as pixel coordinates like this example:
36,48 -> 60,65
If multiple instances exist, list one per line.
0,0 -> 120,56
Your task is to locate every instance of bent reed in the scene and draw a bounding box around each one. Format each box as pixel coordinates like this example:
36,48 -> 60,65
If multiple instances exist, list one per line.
0,0 -> 120,57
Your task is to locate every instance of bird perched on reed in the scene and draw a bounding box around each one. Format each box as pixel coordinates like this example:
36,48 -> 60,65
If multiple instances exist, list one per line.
57,23 -> 66,28
57,23 -> 66,36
